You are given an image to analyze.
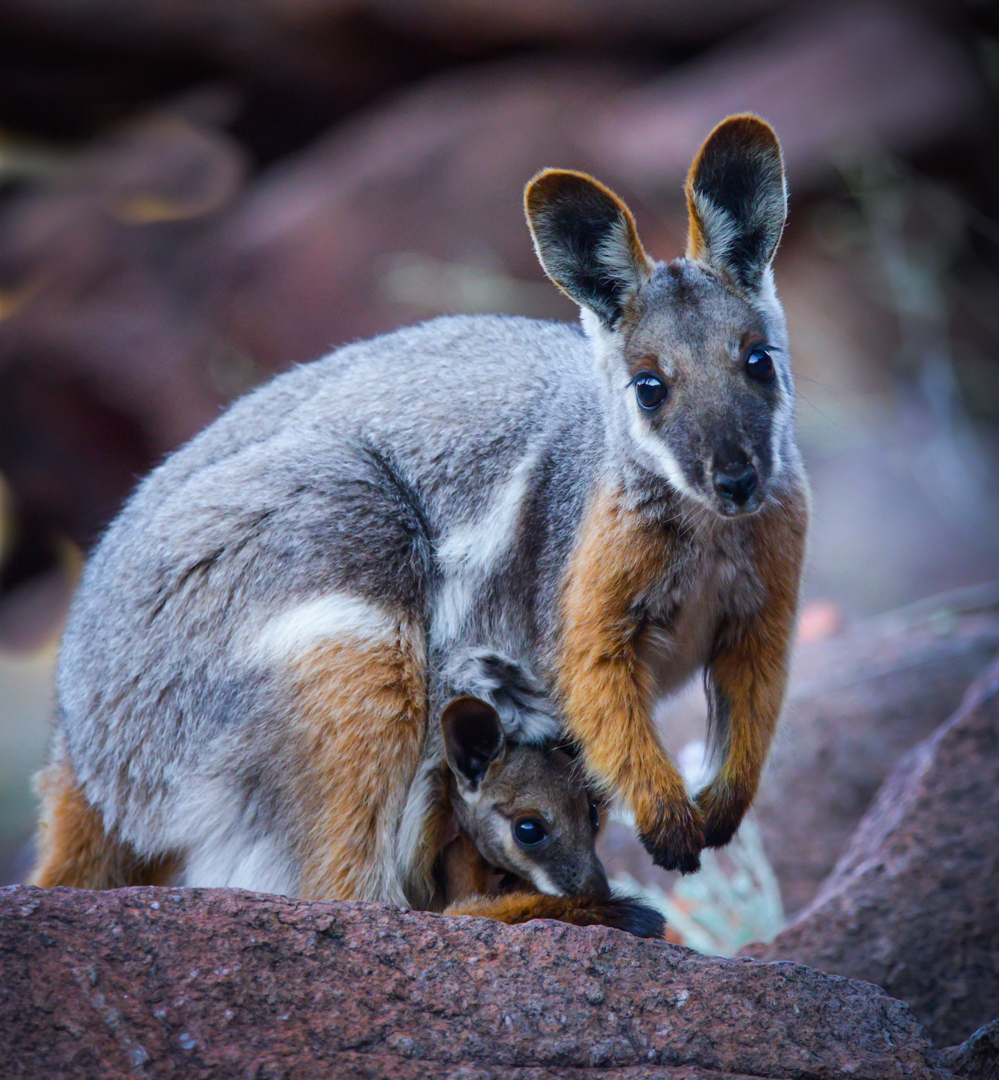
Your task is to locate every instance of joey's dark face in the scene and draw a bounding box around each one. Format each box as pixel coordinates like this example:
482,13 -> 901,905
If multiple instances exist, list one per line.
617,259 -> 793,516
458,745 -> 610,898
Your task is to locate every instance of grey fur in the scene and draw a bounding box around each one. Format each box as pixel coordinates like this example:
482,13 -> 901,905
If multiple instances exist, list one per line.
50,129 -> 804,904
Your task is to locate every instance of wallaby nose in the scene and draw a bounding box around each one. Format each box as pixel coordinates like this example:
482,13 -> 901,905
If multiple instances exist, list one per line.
580,860 -> 610,899
714,464 -> 758,506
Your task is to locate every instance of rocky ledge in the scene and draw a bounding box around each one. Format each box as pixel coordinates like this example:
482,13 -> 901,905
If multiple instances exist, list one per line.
2,883 -> 949,1080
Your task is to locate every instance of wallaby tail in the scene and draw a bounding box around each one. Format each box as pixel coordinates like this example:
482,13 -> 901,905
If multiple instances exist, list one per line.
444,890 -> 665,939
28,739 -> 177,890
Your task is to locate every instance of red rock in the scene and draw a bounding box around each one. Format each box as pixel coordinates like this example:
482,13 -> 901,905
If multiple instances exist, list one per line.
744,655 -> 999,1048
755,590 -> 999,914
941,1020 -> 999,1080
590,2 -> 985,194
0,884 -> 950,1079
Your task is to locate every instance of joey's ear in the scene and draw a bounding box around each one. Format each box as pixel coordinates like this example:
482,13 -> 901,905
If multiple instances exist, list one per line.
441,696 -> 506,791
685,115 -> 786,291
525,169 -> 654,329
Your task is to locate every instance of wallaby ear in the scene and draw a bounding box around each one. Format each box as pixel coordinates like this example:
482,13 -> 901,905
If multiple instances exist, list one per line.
441,696 -> 506,791
525,169 -> 654,329
685,114 -> 786,291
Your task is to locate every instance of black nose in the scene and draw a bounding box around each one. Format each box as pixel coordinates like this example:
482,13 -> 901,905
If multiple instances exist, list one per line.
577,861 -> 610,899
714,465 -> 758,505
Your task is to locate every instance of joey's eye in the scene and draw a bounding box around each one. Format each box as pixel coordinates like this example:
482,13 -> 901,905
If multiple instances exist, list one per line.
589,802 -> 600,833
634,372 -> 668,411
745,347 -> 775,383
513,817 -> 547,847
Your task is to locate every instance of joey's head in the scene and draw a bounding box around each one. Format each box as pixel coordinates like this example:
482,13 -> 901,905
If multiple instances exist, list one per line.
525,115 -> 795,518
441,696 -> 609,898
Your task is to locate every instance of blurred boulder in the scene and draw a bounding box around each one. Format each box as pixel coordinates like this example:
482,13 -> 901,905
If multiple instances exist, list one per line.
1,884 -> 951,1079
0,93 -> 248,547
941,1020 -> 999,1080
744,653 -> 999,1048
192,60 -> 629,368
0,0 -> 798,160
755,583 -> 999,914
590,1 -> 986,196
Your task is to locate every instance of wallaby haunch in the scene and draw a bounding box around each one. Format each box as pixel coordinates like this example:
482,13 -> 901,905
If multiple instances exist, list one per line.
31,114 -> 807,925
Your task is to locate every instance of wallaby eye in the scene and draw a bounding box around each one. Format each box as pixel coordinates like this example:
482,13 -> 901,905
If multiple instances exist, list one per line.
513,817 -> 547,847
633,372 -> 668,411
589,801 -> 600,833
745,347 -> 775,383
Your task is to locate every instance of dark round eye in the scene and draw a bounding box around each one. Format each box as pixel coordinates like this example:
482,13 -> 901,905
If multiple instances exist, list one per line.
634,372 -> 668,411
589,801 -> 600,833
745,347 -> 775,383
513,817 -> 547,847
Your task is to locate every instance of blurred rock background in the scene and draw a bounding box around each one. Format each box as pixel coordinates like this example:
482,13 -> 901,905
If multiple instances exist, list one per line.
1,0 -> 997,912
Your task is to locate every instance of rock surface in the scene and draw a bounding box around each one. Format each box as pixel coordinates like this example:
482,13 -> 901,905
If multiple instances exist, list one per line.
755,589 -> 999,914
1,884 -> 949,1080
744,656 -> 999,1048
941,1020 -> 999,1080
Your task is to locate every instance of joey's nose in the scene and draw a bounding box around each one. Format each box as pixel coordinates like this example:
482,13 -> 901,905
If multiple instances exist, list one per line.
578,861 -> 610,899
714,465 -> 758,506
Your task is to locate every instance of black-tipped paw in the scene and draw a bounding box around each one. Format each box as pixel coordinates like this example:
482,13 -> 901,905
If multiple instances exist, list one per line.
638,803 -> 704,874
695,785 -> 749,849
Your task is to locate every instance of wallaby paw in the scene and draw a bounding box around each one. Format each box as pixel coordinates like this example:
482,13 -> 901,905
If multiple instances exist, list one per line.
695,784 -> 749,849
637,799 -> 704,874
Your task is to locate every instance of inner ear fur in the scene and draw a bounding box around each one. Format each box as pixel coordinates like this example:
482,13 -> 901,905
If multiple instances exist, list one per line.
441,696 -> 506,790
525,169 -> 654,329
685,114 -> 786,291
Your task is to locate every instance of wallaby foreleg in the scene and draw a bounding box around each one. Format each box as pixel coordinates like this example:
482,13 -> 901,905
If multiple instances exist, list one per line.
556,484 -> 703,873
696,491 -> 807,847
445,891 -> 665,939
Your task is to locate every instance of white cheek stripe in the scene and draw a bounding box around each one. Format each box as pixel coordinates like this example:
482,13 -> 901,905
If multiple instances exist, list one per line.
250,591 -> 395,665
627,401 -> 714,508
526,864 -> 565,898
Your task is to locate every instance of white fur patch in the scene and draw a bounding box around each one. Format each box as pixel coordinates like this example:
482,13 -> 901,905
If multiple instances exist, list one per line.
595,217 -> 651,293
433,453 -> 537,642
580,307 -> 621,375
691,190 -> 740,268
626,400 -> 708,506
525,864 -> 564,898
251,592 -> 394,665
183,833 -> 299,896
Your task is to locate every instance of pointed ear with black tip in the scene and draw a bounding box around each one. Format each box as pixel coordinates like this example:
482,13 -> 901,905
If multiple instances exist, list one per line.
441,696 -> 506,791
525,169 -> 654,330
685,114 -> 787,292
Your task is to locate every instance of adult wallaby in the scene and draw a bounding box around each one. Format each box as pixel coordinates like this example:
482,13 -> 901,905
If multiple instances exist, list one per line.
31,114 -> 807,914
434,694 -> 664,938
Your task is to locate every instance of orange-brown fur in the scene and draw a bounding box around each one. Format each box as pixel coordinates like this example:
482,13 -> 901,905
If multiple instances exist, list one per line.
696,482 -> 808,843
291,618 -> 428,901
444,890 -> 651,932
29,757 -> 177,889
556,481 -> 699,854
430,829 -> 512,911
